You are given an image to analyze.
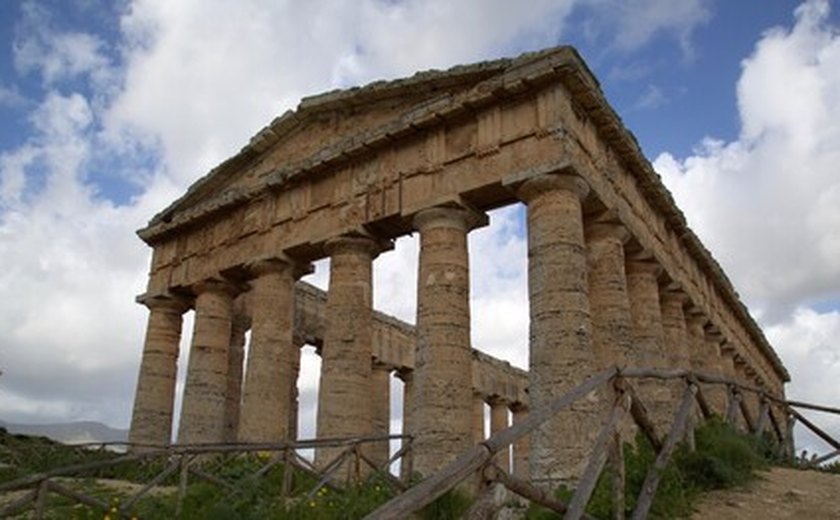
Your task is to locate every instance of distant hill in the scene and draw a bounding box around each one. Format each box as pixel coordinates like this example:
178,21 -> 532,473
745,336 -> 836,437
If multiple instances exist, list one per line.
0,420 -> 128,444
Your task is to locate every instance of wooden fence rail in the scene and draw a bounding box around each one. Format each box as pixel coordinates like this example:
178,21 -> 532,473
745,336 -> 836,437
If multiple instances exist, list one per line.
366,367 -> 840,520
0,435 -> 411,519
4,368 -> 839,519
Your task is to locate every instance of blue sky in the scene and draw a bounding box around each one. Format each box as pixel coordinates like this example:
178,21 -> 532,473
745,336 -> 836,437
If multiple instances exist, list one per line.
0,0 -> 839,454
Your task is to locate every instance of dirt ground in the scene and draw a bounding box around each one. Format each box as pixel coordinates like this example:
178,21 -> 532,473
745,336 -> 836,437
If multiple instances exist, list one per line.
691,467 -> 840,519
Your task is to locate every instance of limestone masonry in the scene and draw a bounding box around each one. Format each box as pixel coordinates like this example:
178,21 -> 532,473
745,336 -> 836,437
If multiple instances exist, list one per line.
128,47 -> 789,486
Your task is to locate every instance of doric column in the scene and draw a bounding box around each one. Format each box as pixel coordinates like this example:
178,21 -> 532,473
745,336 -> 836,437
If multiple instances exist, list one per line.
625,259 -> 671,430
660,289 -> 691,414
398,369 -> 414,482
719,343 -> 744,429
687,315 -> 726,415
179,279 -> 238,444
736,355 -> 761,427
370,362 -> 392,469
516,172 -> 596,487
472,393 -> 486,444
489,398 -> 509,471
511,405 -> 529,479
288,339 -> 303,441
316,235 -> 386,466
660,290 -> 691,370
238,258 -> 301,442
224,311 -> 248,442
411,205 -> 487,477
685,313 -> 709,372
625,260 -> 665,367
129,294 -> 190,448
585,220 -> 633,370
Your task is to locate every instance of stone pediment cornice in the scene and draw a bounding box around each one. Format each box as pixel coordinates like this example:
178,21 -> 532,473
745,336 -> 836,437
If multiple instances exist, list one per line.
140,47 -> 585,238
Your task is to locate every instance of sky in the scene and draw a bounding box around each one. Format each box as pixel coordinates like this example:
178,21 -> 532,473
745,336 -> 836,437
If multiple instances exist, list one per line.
0,0 -> 839,457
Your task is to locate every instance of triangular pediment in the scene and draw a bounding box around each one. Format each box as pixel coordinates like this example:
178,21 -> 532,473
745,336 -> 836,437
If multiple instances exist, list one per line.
145,47 -> 582,229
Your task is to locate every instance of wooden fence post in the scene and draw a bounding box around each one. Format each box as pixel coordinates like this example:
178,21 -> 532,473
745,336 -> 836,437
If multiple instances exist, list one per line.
630,385 -> 695,520
565,397 -> 627,520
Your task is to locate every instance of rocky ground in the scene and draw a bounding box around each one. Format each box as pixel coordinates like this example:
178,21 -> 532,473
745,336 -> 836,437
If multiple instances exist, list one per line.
691,466 -> 840,519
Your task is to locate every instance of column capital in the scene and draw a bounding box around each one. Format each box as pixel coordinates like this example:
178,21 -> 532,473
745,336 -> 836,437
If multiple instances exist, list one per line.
246,255 -> 313,280
510,401 -> 529,414
515,172 -> 589,204
396,368 -> 414,383
324,233 -> 392,259
585,220 -> 630,243
136,292 -> 191,313
626,259 -> 662,277
193,278 -> 241,297
487,395 -> 509,408
413,204 -> 488,233
660,289 -> 690,307
686,313 -> 709,330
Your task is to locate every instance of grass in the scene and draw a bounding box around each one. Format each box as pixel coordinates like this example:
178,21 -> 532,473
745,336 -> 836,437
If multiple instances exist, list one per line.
2,419 -> 782,519
525,416 -> 773,519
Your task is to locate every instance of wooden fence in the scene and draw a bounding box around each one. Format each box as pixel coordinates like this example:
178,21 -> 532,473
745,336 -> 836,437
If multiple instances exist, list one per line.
0,434 -> 411,519
3,368 -> 839,519
366,367 -> 840,520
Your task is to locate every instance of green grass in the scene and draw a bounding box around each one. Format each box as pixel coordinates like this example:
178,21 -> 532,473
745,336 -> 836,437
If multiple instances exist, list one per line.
2,419 -> 782,519
526,417 -> 774,519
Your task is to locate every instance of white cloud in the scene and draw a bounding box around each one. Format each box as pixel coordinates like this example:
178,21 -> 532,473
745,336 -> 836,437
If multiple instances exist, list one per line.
655,0 -> 840,450
107,0 -> 577,185
13,1 -> 110,85
766,308 -> 840,454
584,0 -> 711,58
656,0 -> 840,321
633,83 -> 668,110
0,83 -> 26,108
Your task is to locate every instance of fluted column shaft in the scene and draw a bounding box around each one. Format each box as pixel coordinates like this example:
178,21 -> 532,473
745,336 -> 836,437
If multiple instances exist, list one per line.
289,340 -> 303,440
625,261 -> 665,367
179,280 -> 237,444
626,260 -> 671,430
660,291 -> 691,412
512,407 -> 530,479
238,259 -> 298,442
317,235 -> 381,465
686,317 -> 725,415
398,370 -> 415,482
518,173 -> 596,486
129,295 -> 189,448
586,222 -> 633,370
660,292 -> 691,370
489,399 -> 509,471
472,394 -> 486,444
225,313 -> 248,442
370,363 -> 392,468
719,346 -> 744,429
412,205 -> 485,477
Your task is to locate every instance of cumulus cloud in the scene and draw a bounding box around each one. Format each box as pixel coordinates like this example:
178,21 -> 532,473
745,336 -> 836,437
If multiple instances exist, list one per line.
655,0 -> 840,321
655,0 -> 840,452
0,83 -> 26,109
583,0 -> 711,59
13,1 -> 111,86
107,0 -> 577,185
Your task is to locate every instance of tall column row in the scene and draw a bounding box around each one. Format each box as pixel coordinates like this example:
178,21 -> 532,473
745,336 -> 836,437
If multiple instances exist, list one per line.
130,167 -> 783,488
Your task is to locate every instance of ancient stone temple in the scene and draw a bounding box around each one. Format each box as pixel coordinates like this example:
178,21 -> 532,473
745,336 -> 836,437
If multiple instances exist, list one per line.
128,47 -> 789,486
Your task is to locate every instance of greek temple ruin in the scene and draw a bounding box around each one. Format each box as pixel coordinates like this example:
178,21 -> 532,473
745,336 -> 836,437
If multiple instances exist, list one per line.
128,47 -> 789,487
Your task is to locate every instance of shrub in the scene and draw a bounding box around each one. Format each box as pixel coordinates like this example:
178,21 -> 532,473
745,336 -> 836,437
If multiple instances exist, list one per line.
525,417 -> 772,519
